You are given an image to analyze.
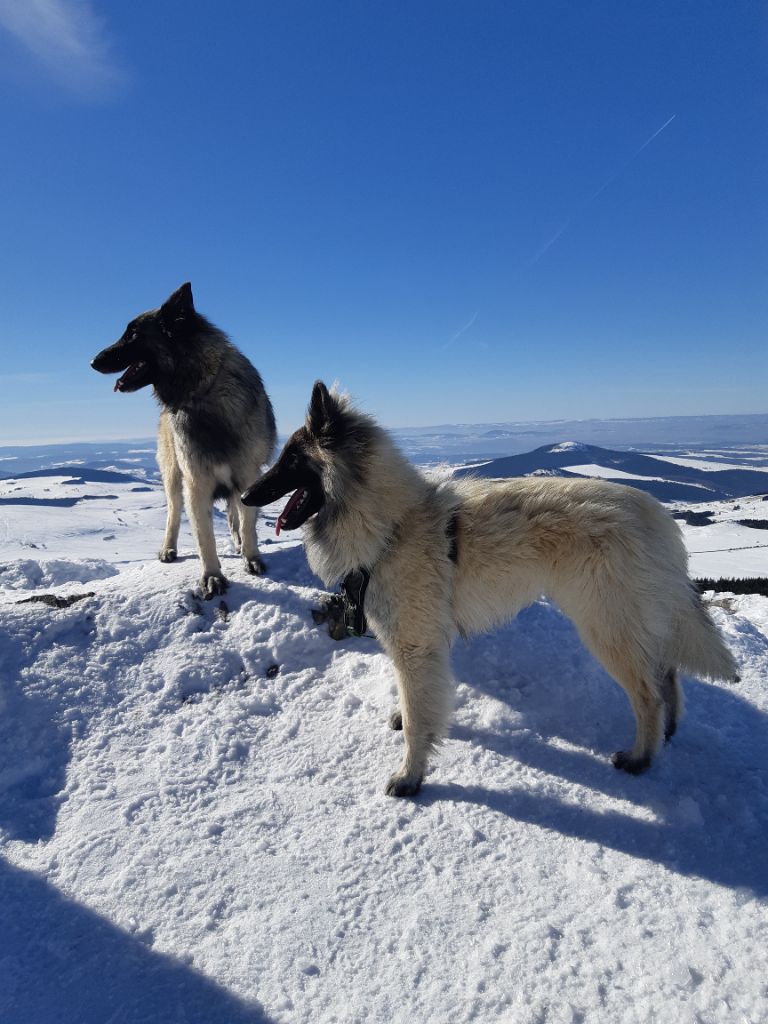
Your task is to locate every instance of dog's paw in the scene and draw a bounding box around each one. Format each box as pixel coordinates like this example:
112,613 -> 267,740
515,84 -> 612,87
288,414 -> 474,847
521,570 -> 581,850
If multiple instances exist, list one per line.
388,709 -> 403,731
611,750 -> 651,775
244,556 -> 266,576
384,771 -> 422,798
159,547 -> 177,563
201,573 -> 228,600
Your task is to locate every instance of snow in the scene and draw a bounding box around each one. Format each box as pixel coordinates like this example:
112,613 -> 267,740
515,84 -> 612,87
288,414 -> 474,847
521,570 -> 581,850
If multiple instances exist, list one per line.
653,454 -> 768,473
547,441 -> 589,453
675,494 -> 768,579
566,463 -> 700,485
1,446 -> 767,1023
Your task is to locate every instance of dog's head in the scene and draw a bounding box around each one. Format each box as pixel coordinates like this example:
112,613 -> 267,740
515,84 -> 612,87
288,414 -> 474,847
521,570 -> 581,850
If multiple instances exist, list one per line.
90,283 -> 196,393
241,380 -> 359,533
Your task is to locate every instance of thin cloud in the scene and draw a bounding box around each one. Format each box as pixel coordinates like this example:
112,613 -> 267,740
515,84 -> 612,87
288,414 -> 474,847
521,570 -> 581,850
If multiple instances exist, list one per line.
0,0 -> 126,97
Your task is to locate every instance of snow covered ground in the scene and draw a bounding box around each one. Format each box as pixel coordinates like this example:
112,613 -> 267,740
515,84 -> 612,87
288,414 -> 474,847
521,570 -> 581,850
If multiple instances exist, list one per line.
1,443 -> 767,1023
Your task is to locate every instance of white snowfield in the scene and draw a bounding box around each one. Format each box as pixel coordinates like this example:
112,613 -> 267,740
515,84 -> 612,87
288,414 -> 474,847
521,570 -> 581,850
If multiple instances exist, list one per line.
1,453 -> 767,1024
566,463 -> 698,485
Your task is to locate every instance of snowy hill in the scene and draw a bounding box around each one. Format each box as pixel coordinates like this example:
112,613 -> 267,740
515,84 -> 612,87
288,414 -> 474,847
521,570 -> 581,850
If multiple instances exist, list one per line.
454,441 -> 768,503
391,413 -> 768,464
1,445 -> 767,1022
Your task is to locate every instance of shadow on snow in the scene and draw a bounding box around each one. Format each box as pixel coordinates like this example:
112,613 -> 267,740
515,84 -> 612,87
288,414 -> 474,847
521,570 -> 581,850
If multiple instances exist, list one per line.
0,859 -> 273,1023
434,601 -> 768,897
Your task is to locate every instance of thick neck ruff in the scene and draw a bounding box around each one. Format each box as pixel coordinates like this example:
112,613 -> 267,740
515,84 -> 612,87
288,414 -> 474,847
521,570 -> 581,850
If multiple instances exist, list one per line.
333,512 -> 460,639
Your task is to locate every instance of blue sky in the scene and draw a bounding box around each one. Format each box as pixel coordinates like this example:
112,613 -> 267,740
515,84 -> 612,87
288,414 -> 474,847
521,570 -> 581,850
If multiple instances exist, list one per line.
0,1 -> 765,443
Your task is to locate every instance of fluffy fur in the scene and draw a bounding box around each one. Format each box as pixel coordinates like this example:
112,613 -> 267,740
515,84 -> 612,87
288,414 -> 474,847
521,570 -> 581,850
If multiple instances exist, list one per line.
91,283 -> 275,597
243,382 -> 738,796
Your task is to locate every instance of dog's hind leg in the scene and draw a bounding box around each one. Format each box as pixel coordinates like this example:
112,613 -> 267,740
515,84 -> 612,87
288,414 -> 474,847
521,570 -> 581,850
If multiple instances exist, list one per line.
577,623 -> 664,774
236,501 -> 266,576
158,428 -> 182,563
660,667 -> 684,741
608,672 -> 664,774
385,644 -> 453,797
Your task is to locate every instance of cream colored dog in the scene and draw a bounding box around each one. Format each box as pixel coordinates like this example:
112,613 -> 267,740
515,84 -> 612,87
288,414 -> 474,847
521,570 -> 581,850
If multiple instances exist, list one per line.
243,383 -> 738,797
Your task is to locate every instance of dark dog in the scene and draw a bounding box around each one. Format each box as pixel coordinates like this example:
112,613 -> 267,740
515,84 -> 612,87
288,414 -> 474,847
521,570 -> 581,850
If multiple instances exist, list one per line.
92,283 -> 275,596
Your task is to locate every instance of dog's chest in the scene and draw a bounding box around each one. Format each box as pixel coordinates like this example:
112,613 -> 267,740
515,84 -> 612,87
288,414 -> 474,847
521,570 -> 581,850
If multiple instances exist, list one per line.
171,406 -> 237,464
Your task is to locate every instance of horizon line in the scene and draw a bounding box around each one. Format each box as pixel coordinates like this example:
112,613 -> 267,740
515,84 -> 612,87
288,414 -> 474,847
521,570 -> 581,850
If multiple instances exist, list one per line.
2,409 -> 768,449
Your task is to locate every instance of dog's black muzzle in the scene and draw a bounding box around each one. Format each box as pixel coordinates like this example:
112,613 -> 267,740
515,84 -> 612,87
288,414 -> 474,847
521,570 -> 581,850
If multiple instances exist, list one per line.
242,455 -> 325,533
91,338 -> 139,374
91,338 -> 154,393
241,462 -> 298,507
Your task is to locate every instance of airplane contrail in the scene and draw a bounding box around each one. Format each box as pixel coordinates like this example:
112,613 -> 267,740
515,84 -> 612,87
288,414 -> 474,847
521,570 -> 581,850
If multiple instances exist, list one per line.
530,114 -> 677,265
444,310 -> 479,349
638,113 -> 677,150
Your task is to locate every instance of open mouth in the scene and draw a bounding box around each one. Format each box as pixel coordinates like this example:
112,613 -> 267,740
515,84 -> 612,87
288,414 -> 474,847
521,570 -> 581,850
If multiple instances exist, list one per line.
114,361 -> 151,392
276,488 -> 310,535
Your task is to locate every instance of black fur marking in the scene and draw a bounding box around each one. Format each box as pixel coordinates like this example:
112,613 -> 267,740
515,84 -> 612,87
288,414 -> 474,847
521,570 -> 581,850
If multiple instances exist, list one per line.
306,382 -> 375,484
661,667 -> 679,742
174,408 -> 239,463
212,482 -> 231,502
241,436 -> 325,525
446,513 -> 459,563
611,751 -> 651,774
159,282 -> 194,337
385,774 -> 423,798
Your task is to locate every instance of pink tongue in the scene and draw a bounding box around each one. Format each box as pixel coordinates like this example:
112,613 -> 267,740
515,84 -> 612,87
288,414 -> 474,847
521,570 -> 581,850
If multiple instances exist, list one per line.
276,489 -> 306,535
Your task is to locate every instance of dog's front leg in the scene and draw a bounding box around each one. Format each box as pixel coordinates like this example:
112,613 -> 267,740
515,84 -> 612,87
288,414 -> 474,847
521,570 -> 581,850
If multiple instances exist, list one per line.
237,501 -> 266,575
159,467 -> 183,562
185,483 -> 227,598
385,644 -> 453,798
157,421 -> 182,563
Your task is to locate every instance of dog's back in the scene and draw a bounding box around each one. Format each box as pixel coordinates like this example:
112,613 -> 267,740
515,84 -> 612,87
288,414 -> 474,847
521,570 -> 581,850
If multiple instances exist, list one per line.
451,476 -> 686,632
452,475 -> 734,673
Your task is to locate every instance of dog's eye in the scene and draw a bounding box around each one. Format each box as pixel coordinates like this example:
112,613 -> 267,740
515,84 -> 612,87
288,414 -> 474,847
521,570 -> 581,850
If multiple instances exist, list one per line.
286,452 -> 299,471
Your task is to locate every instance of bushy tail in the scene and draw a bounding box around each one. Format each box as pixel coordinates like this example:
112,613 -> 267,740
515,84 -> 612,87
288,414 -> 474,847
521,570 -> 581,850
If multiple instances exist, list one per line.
674,590 -> 739,682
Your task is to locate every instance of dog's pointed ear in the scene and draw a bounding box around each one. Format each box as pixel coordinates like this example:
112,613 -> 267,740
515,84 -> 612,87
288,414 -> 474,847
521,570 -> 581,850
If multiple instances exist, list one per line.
159,283 -> 194,338
308,380 -> 331,430
307,380 -> 345,439
161,282 -> 194,320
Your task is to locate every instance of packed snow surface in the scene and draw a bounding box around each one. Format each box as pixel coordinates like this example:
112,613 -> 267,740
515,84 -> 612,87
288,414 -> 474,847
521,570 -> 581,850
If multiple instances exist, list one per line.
1,444 -> 767,1023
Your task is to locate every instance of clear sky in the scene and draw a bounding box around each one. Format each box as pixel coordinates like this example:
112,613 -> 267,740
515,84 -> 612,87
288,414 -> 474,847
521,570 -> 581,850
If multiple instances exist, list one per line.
0,1 -> 765,443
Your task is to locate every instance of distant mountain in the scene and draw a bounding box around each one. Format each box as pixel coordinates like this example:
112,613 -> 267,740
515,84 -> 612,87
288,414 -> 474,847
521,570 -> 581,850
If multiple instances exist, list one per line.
391,414 -> 768,465
453,442 -> 768,502
0,441 -> 158,479
4,467 -> 146,485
